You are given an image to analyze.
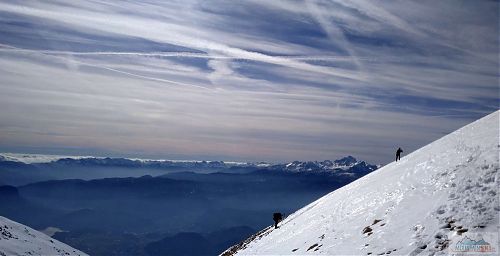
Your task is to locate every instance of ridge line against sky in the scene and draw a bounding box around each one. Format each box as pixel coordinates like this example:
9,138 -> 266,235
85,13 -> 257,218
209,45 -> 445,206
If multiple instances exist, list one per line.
0,0 -> 498,163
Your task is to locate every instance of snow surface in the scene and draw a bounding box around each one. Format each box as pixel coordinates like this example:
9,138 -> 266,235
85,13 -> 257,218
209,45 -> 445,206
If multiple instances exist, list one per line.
0,216 -> 87,256
228,111 -> 499,255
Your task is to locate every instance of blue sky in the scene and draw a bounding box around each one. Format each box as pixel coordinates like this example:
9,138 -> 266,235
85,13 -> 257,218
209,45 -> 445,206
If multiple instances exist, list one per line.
0,0 -> 498,163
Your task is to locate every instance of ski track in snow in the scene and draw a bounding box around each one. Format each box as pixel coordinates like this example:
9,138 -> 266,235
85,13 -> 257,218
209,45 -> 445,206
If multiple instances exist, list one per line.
227,111 -> 499,255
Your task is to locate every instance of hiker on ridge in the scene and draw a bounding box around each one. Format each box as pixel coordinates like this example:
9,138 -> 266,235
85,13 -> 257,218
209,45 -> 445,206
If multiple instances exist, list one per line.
273,212 -> 283,229
396,147 -> 403,161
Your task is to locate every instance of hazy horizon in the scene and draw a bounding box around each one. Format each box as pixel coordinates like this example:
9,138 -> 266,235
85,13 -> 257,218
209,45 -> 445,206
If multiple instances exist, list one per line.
0,150 -> 374,165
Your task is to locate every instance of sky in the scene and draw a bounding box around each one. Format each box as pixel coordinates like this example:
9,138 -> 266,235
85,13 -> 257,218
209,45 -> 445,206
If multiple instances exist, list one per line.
0,0 -> 498,164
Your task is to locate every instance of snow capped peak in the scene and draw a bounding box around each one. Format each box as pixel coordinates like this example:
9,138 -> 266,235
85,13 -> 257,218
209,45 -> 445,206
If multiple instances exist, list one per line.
225,111 -> 499,255
0,216 -> 87,256
0,152 -> 376,175
275,157 -> 375,174
333,155 -> 357,166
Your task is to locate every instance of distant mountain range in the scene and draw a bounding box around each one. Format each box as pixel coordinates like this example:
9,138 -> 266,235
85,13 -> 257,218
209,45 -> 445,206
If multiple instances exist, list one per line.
0,153 -> 379,256
267,156 -> 378,175
0,153 -> 377,175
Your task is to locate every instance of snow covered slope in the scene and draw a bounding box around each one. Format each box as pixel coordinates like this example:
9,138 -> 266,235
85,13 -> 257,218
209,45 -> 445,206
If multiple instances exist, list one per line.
226,111 -> 499,255
0,216 -> 87,256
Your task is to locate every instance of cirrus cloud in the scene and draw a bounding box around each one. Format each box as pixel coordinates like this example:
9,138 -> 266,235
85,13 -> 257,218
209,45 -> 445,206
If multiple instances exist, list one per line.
0,0 -> 497,163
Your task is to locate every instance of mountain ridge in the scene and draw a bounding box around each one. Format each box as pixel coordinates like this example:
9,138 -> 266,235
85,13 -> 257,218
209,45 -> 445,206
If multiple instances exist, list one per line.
0,215 -> 87,256
0,154 -> 378,186
225,110 -> 499,255
0,153 -> 376,174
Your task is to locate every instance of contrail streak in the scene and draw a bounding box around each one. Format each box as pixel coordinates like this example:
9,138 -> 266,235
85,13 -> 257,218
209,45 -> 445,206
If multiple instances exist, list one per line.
0,44 -> 212,91
0,46 -> 375,62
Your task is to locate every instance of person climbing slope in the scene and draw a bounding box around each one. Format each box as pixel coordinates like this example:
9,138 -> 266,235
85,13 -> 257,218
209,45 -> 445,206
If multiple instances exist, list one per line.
273,212 -> 283,229
396,147 -> 403,161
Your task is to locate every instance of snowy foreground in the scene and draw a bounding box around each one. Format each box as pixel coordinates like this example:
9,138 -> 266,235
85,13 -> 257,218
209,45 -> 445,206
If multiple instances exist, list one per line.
225,111 -> 499,255
0,216 -> 87,256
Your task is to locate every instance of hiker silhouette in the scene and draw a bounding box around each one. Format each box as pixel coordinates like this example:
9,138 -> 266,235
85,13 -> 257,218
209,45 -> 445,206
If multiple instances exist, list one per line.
273,212 -> 283,229
396,147 -> 403,161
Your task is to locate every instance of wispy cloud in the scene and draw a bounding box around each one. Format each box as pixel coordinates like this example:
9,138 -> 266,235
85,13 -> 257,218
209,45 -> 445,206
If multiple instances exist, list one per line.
0,0 -> 497,163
